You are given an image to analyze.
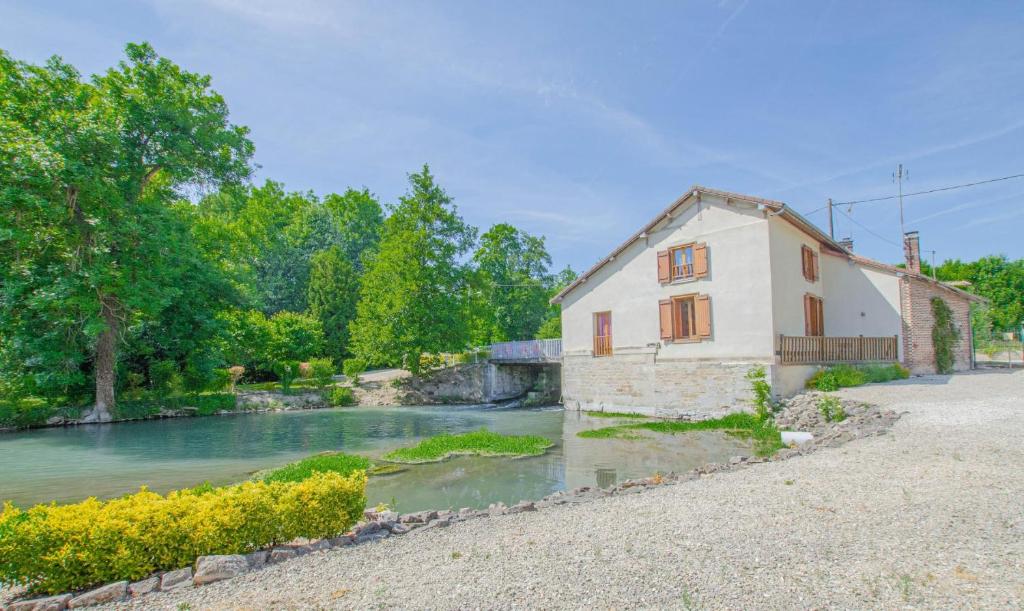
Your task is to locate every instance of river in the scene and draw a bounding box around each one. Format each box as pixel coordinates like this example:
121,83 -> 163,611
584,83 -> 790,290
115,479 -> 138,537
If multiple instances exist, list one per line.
0,405 -> 752,512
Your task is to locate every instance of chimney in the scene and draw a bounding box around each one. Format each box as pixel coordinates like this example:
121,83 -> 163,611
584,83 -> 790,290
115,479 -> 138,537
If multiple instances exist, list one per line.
903,231 -> 921,273
838,237 -> 854,251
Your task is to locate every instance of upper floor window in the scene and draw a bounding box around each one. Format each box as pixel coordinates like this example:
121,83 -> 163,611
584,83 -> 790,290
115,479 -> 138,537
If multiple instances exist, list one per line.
658,242 -> 709,284
593,311 -> 612,356
801,245 -> 820,282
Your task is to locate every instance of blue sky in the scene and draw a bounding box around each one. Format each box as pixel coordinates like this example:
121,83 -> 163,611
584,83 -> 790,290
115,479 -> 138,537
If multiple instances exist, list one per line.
3,1 -> 1022,273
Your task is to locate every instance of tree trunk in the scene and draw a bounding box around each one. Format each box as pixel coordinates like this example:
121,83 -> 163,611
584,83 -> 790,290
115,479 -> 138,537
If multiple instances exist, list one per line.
84,298 -> 118,423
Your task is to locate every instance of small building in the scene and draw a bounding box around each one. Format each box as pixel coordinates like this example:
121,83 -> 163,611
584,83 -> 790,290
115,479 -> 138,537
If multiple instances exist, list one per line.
551,186 -> 981,418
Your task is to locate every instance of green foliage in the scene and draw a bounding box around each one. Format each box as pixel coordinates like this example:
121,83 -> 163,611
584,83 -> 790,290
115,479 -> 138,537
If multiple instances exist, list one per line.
932,255 -> 1024,332
342,358 -> 366,386
308,246 -> 360,359
307,357 -> 335,389
261,452 -> 370,484
583,410 -> 648,419
382,429 -> 554,463
327,386 -> 356,407
149,360 -> 180,398
267,311 -> 324,363
470,223 -> 553,343
0,471 -> 366,595
116,393 -> 237,419
930,297 -> 960,374
746,366 -> 773,420
272,361 -> 301,394
817,395 -> 846,422
0,397 -> 65,428
210,368 -> 233,392
807,363 -> 908,391
349,166 -> 477,374
534,316 -> 562,340
578,412 -> 784,457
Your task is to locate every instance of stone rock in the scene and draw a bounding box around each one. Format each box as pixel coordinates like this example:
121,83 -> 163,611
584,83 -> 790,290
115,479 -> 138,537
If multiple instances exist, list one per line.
245,550 -> 269,569
730,455 -> 746,465
45,416 -> 65,426
508,501 -> 537,513
356,530 -> 390,544
328,534 -> 354,547
353,521 -> 381,536
128,576 -> 160,598
69,581 -> 127,608
386,523 -> 411,535
458,507 -> 476,519
400,510 -> 437,524
269,548 -> 297,563
160,568 -> 194,591
7,594 -> 72,611
193,554 -> 249,586
423,516 -> 452,529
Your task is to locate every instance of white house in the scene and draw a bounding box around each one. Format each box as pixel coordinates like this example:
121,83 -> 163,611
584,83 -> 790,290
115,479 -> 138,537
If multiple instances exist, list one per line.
551,186 -> 980,418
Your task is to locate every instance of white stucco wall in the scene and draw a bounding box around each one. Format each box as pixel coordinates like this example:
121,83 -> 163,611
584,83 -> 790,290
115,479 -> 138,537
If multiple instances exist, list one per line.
560,194 -> 777,361
767,215 -> 823,339
820,253 -> 903,359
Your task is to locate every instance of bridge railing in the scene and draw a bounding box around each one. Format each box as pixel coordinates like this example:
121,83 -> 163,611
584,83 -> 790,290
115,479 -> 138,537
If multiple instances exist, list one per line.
489,338 -> 562,362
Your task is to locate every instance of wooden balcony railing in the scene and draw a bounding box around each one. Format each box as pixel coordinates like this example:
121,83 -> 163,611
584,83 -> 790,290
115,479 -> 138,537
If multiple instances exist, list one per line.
779,335 -> 898,364
593,335 -> 613,357
671,264 -> 693,280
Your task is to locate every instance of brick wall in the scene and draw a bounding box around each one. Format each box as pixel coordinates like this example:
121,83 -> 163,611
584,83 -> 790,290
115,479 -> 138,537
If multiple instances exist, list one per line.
561,348 -> 763,418
899,276 -> 973,374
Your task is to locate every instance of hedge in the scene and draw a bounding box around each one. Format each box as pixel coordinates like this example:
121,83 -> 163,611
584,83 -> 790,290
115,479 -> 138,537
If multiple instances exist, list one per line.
0,471 -> 367,595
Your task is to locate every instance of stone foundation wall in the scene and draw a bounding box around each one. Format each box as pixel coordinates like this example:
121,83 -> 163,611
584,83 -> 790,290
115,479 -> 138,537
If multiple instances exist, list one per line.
407,363 -> 559,403
900,277 -> 973,374
561,348 -> 765,418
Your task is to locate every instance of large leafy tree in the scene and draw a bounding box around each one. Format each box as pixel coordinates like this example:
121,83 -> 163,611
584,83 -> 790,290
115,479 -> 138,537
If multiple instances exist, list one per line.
323,188 -> 384,269
0,43 -> 252,420
349,165 -> 476,372
472,223 -> 552,343
934,255 -> 1024,332
308,245 -> 360,359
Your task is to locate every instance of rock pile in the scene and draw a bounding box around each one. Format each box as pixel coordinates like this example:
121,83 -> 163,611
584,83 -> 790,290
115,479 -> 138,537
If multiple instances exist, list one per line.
774,391 -> 901,448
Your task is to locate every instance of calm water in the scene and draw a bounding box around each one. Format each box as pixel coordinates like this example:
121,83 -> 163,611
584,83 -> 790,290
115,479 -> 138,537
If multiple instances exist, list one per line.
0,406 -> 752,512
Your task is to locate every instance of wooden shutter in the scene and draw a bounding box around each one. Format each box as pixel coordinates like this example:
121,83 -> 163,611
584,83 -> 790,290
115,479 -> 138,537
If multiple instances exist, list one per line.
803,294 -> 812,336
658,299 -> 673,340
694,243 -> 708,278
816,296 -> 824,335
811,251 -> 820,282
657,250 -> 671,283
696,295 -> 712,338
801,246 -> 811,281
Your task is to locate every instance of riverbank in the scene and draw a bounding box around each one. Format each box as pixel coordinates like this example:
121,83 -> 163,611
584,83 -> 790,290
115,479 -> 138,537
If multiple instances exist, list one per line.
93,370 -> 1023,609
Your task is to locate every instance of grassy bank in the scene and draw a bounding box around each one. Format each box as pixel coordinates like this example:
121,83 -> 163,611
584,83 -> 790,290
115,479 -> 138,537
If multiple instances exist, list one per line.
383,429 -> 554,464
260,452 -> 372,484
579,412 -> 784,457
583,410 -> 649,419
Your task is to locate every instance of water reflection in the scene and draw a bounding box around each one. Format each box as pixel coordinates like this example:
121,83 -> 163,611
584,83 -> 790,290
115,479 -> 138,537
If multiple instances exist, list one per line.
0,406 -> 752,511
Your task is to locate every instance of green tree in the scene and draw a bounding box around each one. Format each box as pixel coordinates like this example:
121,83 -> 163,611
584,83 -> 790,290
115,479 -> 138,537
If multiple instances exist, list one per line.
535,266 -> 577,340
349,165 -> 476,373
323,188 -> 384,269
0,44 -> 253,421
472,224 -> 553,342
308,246 -> 360,359
267,311 -> 325,363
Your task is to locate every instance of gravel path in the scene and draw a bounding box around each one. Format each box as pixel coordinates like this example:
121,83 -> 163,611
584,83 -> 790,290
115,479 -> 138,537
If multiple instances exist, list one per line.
110,370 -> 1024,610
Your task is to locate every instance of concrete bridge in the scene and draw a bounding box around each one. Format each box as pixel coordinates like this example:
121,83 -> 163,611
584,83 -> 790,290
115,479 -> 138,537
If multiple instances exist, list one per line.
488,339 -> 562,364
478,339 -> 562,404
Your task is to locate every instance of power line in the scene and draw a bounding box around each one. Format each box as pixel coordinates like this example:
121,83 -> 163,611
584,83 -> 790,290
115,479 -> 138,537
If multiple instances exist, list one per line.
834,172 -> 1024,206
834,207 -> 901,248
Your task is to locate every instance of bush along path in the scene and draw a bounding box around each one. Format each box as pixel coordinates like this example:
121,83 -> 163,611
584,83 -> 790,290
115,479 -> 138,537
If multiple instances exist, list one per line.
0,392 -> 900,610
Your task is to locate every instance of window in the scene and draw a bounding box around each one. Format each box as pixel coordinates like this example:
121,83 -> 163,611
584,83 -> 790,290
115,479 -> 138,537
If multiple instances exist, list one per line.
801,245 -> 819,282
657,242 -> 709,283
804,294 -> 824,336
593,311 -> 612,356
659,294 -> 712,342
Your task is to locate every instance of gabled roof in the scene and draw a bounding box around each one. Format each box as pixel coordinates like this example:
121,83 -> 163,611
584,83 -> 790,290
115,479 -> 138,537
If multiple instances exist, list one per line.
551,185 -> 846,303
551,184 -> 984,304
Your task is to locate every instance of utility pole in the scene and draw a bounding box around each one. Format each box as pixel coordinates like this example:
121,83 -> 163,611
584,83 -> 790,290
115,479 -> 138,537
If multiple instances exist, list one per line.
827,198 -> 834,238
894,164 -> 908,240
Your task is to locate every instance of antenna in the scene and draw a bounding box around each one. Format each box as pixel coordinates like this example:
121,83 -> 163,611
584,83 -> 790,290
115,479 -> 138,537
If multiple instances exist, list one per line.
893,164 -> 908,241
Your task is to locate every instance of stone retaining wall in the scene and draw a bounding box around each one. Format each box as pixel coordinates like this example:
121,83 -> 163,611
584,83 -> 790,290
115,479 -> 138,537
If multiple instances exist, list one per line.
561,348 -> 765,418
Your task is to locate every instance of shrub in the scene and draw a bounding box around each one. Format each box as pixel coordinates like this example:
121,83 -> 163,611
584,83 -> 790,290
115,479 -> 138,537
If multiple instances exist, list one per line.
227,365 -> 246,393
262,452 -> 370,484
0,471 -> 367,595
807,363 -> 908,391
272,361 -> 301,394
0,396 -> 55,428
308,358 -> 335,390
931,297 -> 960,374
327,386 -> 356,407
180,353 -> 218,394
817,394 -> 846,422
116,393 -> 237,419
210,368 -> 233,392
342,358 -> 366,386
149,360 -> 179,398
267,311 -> 325,363
746,366 -> 773,420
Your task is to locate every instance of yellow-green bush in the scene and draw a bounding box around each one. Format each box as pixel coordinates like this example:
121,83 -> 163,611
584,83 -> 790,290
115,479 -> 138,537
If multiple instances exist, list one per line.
0,471 -> 366,595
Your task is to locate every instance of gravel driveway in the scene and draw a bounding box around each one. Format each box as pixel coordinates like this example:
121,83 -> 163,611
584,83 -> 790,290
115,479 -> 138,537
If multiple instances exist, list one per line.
110,370 -> 1024,609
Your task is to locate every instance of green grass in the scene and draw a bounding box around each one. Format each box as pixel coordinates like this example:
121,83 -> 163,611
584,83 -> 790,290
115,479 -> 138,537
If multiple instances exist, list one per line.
583,410 -> 648,419
382,429 -> 554,464
578,412 -> 784,457
806,362 -> 909,391
260,452 -> 371,484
